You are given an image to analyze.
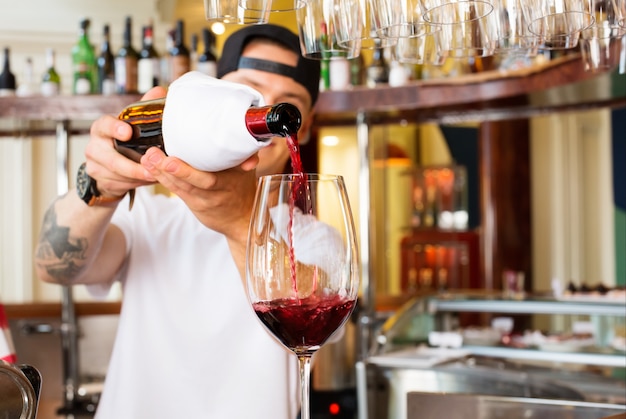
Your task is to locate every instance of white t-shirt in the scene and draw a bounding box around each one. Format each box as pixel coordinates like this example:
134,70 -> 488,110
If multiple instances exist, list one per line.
90,188 -> 299,419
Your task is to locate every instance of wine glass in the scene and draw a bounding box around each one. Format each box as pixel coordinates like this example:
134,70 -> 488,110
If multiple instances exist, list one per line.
246,173 -> 360,419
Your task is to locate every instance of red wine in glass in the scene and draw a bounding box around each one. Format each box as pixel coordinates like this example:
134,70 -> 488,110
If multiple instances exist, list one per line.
253,295 -> 356,353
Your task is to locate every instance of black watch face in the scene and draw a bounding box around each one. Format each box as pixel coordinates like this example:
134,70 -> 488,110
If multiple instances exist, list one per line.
76,163 -> 93,202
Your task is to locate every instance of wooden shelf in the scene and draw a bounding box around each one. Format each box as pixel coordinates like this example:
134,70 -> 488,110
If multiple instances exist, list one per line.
0,54 -> 623,129
314,54 -> 626,125
4,302 -> 121,319
0,94 -> 142,121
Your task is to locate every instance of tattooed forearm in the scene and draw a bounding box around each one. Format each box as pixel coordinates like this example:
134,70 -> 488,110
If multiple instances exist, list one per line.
35,203 -> 89,284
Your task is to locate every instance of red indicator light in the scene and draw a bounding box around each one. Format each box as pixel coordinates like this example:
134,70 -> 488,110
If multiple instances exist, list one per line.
329,402 -> 341,415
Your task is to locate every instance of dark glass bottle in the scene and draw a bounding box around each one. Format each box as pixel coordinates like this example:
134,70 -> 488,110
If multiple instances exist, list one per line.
0,47 -> 17,97
196,28 -> 217,77
97,24 -> 116,95
138,24 -> 160,93
170,20 -> 190,81
366,39 -> 389,88
115,16 -> 139,94
190,32 -> 198,71
114,98 -> 302,163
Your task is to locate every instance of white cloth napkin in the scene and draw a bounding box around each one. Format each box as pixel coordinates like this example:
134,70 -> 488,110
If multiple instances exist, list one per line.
162,71 -> 270,171
269,203 -> 346,277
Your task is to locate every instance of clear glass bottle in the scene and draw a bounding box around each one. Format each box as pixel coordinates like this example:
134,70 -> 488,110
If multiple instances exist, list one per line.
71,18 -> 97,95
41,49 -> 61,97
159,28 -> 175,87
97,24 -> 116,95
114,98 -> 302,165
17,57 -> 37,97
115,16 -> 139,94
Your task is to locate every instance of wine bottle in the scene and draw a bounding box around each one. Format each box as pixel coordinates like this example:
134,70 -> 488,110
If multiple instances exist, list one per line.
0,47 -> 16,97
366,38 -> 389,88
114,98 -> 301,165
196,28 -> 217,77
190,32 -> 198,72
159,28 -> 175,87
71,18 -> 97,95
138,23 -> 160,94
319,22 -> 330,91
17,57 -> 37,97
170,19 -> 190,81
97,24 -> 116,95
41,48 -> 61,97
115,16 -> 139,94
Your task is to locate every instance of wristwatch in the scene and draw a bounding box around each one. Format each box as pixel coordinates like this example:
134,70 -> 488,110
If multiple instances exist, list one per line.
76,162 -> 125,206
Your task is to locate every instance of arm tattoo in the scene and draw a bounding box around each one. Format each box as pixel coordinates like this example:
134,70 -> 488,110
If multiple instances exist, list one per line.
35,203 -> 88,284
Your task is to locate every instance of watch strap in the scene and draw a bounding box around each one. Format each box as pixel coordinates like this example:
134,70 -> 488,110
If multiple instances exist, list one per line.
87,193 -> 126,207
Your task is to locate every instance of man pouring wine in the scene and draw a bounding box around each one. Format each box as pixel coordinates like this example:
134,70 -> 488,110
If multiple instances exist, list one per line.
33,24 -> 336,419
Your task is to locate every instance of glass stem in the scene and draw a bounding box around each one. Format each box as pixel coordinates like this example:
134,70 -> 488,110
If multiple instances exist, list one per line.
298,354 -> 312,419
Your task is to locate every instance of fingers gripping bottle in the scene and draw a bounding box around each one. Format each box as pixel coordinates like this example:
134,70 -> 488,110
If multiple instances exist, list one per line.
114,71 -> 302,171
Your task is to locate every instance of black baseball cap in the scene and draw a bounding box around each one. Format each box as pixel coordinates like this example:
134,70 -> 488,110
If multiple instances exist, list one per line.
217,24 -> 321,107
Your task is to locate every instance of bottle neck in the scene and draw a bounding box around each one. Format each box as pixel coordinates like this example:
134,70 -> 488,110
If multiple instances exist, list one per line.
175,22 -> 185,47
46,50 -> 55,68
245,103 -> 302,138
2,49 -> 10,72
124,18 -> 133,48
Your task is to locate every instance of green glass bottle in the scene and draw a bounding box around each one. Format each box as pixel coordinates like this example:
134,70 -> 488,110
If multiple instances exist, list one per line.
71,18 -> 96,95
41,48 -> 61,96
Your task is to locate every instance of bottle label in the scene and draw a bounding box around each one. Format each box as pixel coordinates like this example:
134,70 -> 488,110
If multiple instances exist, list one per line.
74,77 -> 91,95
115,56 -> 138,93
138,58 -> 160,93
41,81 -> 60,97
171,56 -> 190,82
0,88 -> 16,97
74,62 -> 89,73
196,61 -> 217,78
102,78 -> 116,96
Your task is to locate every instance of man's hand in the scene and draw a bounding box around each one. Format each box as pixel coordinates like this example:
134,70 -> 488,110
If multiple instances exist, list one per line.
140,147 -> 258,238
83,87 -> 167,198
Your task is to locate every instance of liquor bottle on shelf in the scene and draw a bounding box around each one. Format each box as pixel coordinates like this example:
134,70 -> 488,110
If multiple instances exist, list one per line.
319,21 -> 330,91
97,24 -> 116,96
160,28 -> 175,87
349,55 -> 365,87
190,32 -> 198,72
115,98 -> 302,171
0,47 -> 16,97
366,38 -> 389,87
170,19 -> 190,81
41,48 -> 61,97
138,23 -> 160,94
71,18 -> 97,95
388,60 -> 409,87
329,58 -> 350,91
115,15 -> 139,94
196,27 -> 217,77
17,57 -> 37,97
